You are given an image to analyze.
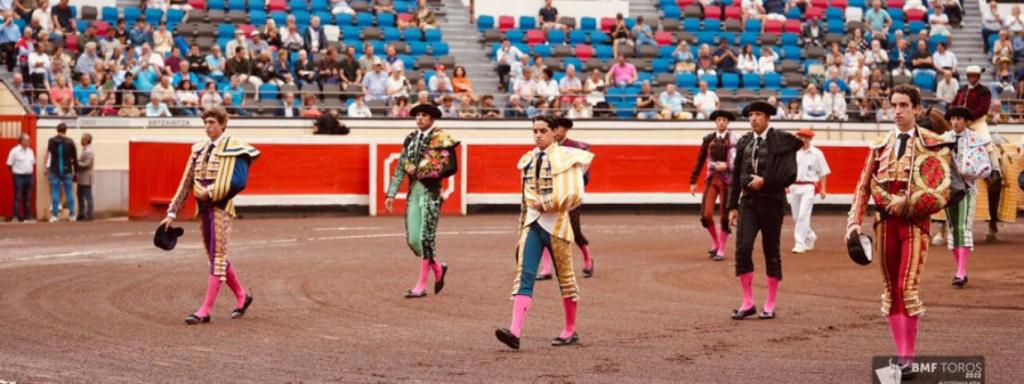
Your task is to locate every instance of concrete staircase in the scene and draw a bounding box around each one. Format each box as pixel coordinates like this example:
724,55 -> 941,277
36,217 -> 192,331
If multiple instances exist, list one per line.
630,0 -> 662,23
950,0 -> 988,73
438,0 -> 502,99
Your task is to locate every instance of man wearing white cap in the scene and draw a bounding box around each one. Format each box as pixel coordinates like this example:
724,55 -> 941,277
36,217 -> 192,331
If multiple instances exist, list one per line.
952,66 -> 992,137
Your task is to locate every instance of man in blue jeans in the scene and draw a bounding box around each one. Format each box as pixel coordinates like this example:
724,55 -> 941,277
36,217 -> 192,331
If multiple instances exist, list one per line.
6,133 -> 34,222
46,123 -> 78,222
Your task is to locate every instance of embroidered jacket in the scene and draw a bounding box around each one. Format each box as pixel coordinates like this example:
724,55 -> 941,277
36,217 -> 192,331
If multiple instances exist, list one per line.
167,136 -> 261,219
387,128 -> 460,197
518,144 -> 594,242
690,130 -> 738,185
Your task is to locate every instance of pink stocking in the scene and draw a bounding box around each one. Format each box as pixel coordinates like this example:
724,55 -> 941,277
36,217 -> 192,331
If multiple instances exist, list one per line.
903,314 -> 919,364
739,272 -> 754,310
196,275 -> 222,317
706,225 -> 719,252
412,259 -> 430,293
540,248 -> 553,275
509,295 -> 533,337
580,245 -> 593,270
717,230 -> 730,257
224,264 -> 247,308
431,259 -> 444,280
955,247 -> 969,279
888,314 -> 905,362
764,276 -> 779,313
560,297 -> 577,339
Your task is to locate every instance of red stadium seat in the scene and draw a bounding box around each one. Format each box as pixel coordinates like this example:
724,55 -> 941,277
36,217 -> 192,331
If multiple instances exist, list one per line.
887,0 -> 905,8
804,6 -> 823,20
239,24 -> 255,36
784,19 -> 802,33
830,0 -> 847,9
764,19 -> 782,33
267,0 -> 286,11
677,0 -> 695,7
655,31 -> 673,46
811,0 -> 828,9
526,29 -> 545,44
398,13 -> 412,24
905,9 -> 925,21
65,33 -> 79,52
600,17 -> 615,32
188,0 -> 207,10
575,44 -> 594,60
704,6 -> 721,19
724,6 -> 742,20
93,21 -> 109,37
498,15 -> 515,31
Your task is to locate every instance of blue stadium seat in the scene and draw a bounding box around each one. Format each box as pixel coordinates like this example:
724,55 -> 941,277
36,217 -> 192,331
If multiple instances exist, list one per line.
704,19 -> 721,32
683,18 -> 700,32
383,27 -> 401,42
589,31 -> 609,45
624,17 -> 636,30
548,30 -> 565,45
336,13 -> 354,25
908,21 -> 926,34
764,73 -> 782,90
310,0 -> 328,13
825,7 -> 843,20
123,7 -> 141,23
595,44 -> 613,59
271,11 -> 288,26
677,72 -> 698,90
786,7 -> 802,20
662,6 -> 681,19
228,0 -> 245,10
400,54 -> 415,70
167,9 -> 186,24
721,73 -> 739,90
636,72 -> 654,84
699,74 -> 718,90
343,39 -> 361,54
849,0 -> 865,8
913,71 -> 936,91
477,15 -> 494,32
652,58 -> 671,74
742,73 -> 761,89
289,0 -> 307,11
377,12 -> 395,27
519,16 -> 536,30
370,40 -> 385,53
892,19 -> 905,32
782,45 -> 801,60
569,30 -> 587,45
259,83 -> 280,100
424,28 -> 442,42
404,27 -> 424,41
314,11 -> 334,24
827,19 -> 844,33
696,31 -> 716,46
341,26 -> 360,40
780,87 -> 799,102
533,44 -> 552,57
430,42 -> 449,56
744,20 -> 761,32
294,11 -> 311,28
76,19 -> 89,33
408,41 -> 428,56
887,8 -> 904,22
780,32 -> 799,46
217,23 -> 234,38
580,16 -> 596,31
659,45 -> 675,59
739,32 -> 758,46
504,29 -> 524,43
356,12 -> 374,27
718,32 -> 736,45
616,101 -> 636,118
395,1 -> 414,13
564,57 -> 583,71
249,0 -> 266,10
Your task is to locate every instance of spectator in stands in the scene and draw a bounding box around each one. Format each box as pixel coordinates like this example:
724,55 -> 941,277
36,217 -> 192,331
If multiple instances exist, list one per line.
118,94 -> 142,116
34,93 -> 53,115
842,41 -> 864,78
429,64 -> 454,102
172,62 -> 199,88
55,96 -> 75,116
480,95 -> 501,118
138,44 -> 164,70
175,79 -> 199,116
865,40 -> 889,69
851,97 -> 874,122
246,31 -> 269,56
986,100 -> 1006,124
672,41 -> 696,73
145,95 -> 171,117
992,30 -> 1013,64
801,83 -> 826,120
889,38 -> 912,78
737,44 -> 758,74
741,0 -> 766,26
1013,31 -> 1024,62
270,51 -> 293,86
538,0 -> 564,32
98,93 -> 118,116
390,95 -> 411,117
1005,5 -> 1024,33
223,75 -> 245,106
530,54 -> 546,77
49,0 -> 73,36
927,2 -> 951,39
513,66 -> 536,102
358,42 -> 380,74
227,48 -> 258,88
302,94 -> 323,117
153,22 -> 173,56
758,46 -> 778,74
49,74 -> 71,105
931,42 -> 957,76
374,0 -> 394,14
632,16 -> 656,47
263,19 -> 282,49
220,93 -> 241,116
10,72 -> 28,101
934,69 -> 959,108
458,94 -> 478,118
383,44 -> 403,74
823,82 -> 847,121
275,92 -> 296,117
635,81 -> 658,119
164,47 -> 183,74
781,99 -> 799,119
440,95 -> 458,117
452,65 -> 474,96
362,59 -> 389,101
658,83 -> 688,120
981,1 -> 1002,54
606,54 -> 637,87
911,40 -> 936,78
992,57 -> 1016,95
713,39 -> 738,74
823,67 -> 849,95
281,21 -> 304,52
495,39 -> 526,91
73,73 -> 97,106
186,47 -> 208,76
864,0 -> 891,47
0,13 -> 19,72
304,15 -> 328,54
150,75 -> 175,104
536,67 -> 560,104
559,65 -> 583,104
200,81 -> 223,110
73,42 -> 99,79
526,99 -> 547,118
566,98 -> 591,119
693,80 -> 719,119
293,50 -> 318,87
320,47 -> 342,85
111,18 -> 127,46
849,70 -> 867,99
134,61 -> 159,93
505,94 -> 527,118
26,43 -> 49,89
129,19 -> 154,49
386,68 -> 409,100
610,13 -> 632,58
700,45 -> 718,75
410,0 -> 437,29
348,93 -> 372,117
801,17 -> 824,48
332,0 -> 356,15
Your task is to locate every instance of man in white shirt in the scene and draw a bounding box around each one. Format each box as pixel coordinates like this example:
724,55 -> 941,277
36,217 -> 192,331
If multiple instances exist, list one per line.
6,133 -> 34,222
558,65 -> 583,104
536,68 -> 560,102
935,69 -> 959,107
693,81 -> 719,119
788,128 -> 830,253
514,67 -> 537,102
930,42 -> 957,75
823,82 -> 848,121
347,94 -> 373,117
495,39 -> 526,92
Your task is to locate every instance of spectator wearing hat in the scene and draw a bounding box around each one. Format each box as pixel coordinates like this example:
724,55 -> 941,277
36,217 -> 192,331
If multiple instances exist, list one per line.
690,109 -> 738,261
952,65 -> 992,133
727,100 -> 802,320
384,102 -> 458,299
788,128 -> 830,253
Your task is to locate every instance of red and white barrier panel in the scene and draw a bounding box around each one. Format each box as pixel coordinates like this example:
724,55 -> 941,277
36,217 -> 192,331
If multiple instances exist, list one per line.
129,138 -> 870,219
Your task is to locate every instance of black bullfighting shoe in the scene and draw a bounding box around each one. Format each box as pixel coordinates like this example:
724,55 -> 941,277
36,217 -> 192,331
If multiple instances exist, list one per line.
231,293 -> 254,319
551,332 -> 580,346
185,314 -> 211,325
434,263 -> 448,294
405,290 -> 428,299
495,328 -> 521,350
731,306 -> 757,320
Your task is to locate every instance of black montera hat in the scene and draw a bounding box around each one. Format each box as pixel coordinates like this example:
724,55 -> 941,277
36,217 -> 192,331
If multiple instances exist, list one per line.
154,224 -> 185,251
741,101 -> 777,117
847,233 -> 873,266
709,110 -> 736,121
410,103 -> 443,119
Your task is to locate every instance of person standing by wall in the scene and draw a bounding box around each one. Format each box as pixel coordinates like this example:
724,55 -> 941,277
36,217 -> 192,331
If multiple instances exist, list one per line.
6,133 -> 34,222
75,133 -> 94,221
45,123 -> 77,222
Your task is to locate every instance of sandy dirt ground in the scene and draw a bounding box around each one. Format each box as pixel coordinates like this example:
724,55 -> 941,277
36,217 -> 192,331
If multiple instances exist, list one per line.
0,213 -> 1021,383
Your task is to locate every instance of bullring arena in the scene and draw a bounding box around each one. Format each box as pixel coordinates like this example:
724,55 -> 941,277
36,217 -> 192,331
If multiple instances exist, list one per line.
2,0 -> 1024,381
